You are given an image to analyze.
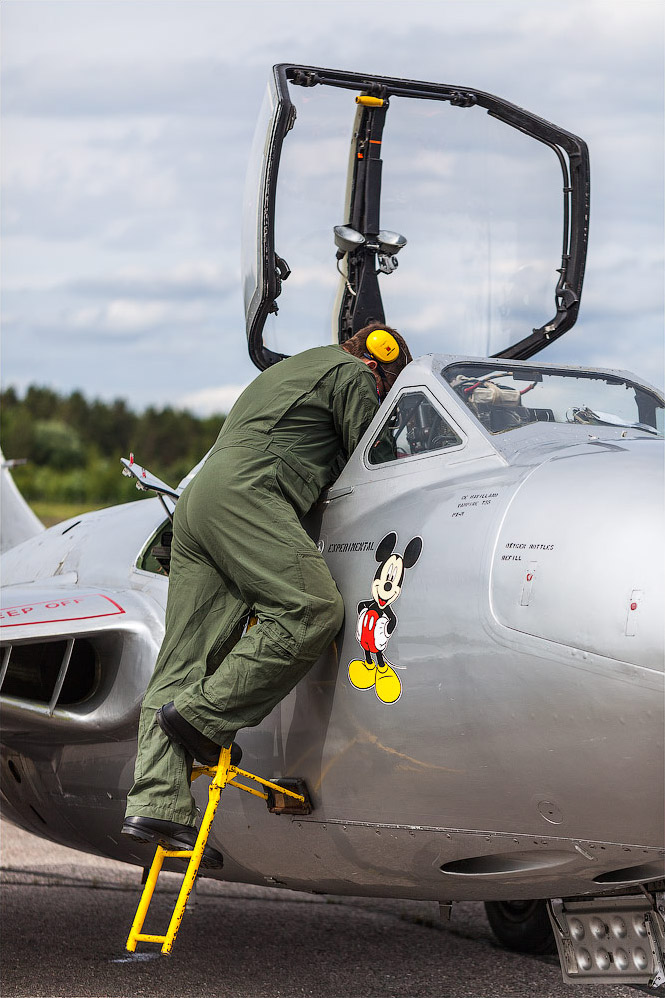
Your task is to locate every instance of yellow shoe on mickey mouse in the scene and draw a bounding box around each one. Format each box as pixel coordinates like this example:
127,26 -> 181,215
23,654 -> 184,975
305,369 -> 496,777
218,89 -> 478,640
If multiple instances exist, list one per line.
374,662 -> 402,704
348,659 -> 376,690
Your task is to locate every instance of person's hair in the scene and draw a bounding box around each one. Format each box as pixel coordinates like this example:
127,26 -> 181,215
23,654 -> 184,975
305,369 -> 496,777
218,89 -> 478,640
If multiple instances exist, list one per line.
342,322 -> 412,396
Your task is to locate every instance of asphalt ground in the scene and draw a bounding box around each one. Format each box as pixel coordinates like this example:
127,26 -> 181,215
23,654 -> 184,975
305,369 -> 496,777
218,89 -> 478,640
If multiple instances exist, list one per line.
0,819 -> 650,998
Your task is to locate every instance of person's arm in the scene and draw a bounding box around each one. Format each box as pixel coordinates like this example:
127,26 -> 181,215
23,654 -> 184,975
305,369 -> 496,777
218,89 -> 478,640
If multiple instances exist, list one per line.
331,364 -> 380,458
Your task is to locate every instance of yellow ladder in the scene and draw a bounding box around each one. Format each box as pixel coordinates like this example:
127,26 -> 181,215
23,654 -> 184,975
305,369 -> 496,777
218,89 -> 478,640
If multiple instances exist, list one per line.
126,746 -> 308,955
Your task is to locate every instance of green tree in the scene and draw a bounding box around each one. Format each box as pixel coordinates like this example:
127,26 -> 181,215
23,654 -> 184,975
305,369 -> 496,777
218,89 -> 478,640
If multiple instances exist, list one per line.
1,405 -> 35,460
24,386 -> 61,421
32,420 -> 85,470
1,385 -> 228,507
62,390 -> 90,436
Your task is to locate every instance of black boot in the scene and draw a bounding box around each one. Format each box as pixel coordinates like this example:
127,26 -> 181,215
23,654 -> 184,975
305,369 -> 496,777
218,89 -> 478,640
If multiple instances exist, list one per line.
121,816 -> 223,869
156,701 -> 242,767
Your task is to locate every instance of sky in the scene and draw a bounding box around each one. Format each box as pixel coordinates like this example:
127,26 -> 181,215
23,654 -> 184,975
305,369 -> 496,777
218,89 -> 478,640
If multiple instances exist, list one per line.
2,0 -> 663,416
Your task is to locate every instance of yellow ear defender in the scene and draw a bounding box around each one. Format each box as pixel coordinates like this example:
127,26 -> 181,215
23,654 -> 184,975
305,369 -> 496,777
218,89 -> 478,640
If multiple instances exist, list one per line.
365,329 -> 400,363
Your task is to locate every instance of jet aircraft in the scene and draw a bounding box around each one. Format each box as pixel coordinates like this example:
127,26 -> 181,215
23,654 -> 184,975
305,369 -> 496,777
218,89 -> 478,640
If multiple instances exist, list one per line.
1,65 -> 663,990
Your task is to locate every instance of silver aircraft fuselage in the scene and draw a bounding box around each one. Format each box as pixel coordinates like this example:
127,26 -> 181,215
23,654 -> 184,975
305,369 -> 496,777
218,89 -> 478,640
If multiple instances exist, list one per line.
1,354 -> 663,905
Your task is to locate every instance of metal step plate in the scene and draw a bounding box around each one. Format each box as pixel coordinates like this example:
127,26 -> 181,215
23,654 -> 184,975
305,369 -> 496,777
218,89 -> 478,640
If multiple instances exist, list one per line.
548,895 -> 665,989
265,777 -> 312,815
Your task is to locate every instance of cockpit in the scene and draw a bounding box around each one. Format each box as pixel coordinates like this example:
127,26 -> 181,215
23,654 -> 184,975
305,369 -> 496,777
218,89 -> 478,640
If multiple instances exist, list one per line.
443,362 -> 664,437
359,356 -> 664,474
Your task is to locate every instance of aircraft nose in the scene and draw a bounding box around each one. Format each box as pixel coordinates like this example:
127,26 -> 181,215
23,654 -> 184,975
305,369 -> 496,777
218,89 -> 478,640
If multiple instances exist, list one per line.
491,439 -> 664,672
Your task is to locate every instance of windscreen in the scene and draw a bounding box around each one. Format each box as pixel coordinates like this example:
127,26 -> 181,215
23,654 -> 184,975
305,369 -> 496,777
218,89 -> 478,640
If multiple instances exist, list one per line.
443,363 -> 665,436
258,84 -> 563,359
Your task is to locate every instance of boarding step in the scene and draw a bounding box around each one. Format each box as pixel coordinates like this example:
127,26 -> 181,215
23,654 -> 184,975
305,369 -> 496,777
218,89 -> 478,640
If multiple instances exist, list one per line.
126,747 -> 311,955
548,894 -> 665,989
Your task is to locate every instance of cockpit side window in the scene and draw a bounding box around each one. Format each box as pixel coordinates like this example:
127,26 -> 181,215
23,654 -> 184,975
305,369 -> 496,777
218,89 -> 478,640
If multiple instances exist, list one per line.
367,391 -> 463,465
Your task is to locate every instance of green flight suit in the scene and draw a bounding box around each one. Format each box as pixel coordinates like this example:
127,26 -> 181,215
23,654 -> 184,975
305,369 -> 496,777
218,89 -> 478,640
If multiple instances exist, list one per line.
126,346 -> 379,825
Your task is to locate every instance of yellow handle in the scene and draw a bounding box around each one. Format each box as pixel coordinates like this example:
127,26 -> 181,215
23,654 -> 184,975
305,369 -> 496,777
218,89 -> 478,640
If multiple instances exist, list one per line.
356,95 -> 385,107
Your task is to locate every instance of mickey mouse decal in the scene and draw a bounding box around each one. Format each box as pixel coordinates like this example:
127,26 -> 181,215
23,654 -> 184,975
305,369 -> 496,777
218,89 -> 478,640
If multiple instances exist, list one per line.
348,532 -> 423,704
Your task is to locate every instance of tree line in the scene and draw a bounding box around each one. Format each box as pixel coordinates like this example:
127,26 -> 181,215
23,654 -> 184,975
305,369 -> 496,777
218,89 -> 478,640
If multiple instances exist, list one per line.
1,385 -> 227,504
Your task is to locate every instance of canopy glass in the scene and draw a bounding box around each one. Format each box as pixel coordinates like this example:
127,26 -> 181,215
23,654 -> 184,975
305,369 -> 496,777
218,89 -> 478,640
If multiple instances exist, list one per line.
242,66 -> 589,371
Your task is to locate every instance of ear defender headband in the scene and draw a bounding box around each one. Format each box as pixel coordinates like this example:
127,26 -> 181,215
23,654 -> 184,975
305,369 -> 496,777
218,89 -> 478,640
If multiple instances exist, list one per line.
365,329 -> 400,364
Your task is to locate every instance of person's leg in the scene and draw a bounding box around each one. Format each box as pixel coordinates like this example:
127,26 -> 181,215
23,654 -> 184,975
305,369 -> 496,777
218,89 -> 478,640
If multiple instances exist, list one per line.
125,498 -> 247,825
173,472 -> 344,745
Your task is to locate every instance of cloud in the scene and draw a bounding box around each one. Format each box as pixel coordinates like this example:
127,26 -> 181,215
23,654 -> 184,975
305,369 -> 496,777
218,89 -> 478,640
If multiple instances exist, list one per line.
64,262 -> 239,301
69,299 -> 179,335
284,264 -> 337,291
2,114 -> 250,253
1,0 -> 662,408
2,58 -> 256,119
3,261 -> 242,355
176,384 -> 250,416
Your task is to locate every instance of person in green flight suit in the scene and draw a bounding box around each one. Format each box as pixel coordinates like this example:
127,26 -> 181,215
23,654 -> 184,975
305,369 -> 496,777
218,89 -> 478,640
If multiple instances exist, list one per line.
122,322 -> 412,865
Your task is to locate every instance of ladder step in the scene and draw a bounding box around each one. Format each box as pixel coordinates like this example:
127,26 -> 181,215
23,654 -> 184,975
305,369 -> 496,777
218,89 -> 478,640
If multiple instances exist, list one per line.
126,745 -> 314,956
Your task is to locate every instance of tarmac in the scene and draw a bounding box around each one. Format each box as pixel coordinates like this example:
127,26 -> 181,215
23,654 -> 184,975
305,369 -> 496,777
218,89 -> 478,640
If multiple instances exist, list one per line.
0,818 -> 648,998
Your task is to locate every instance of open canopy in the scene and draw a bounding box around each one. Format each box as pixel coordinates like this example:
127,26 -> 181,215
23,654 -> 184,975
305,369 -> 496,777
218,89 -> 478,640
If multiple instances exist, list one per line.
242,64 -> 589,371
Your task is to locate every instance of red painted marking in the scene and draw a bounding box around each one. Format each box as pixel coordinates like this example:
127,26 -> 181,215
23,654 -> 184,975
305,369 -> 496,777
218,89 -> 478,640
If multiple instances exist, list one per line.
526,573 -> 533,582
630,602 -> 638,611
360,608 -> 381,654
0,594 -> 125,627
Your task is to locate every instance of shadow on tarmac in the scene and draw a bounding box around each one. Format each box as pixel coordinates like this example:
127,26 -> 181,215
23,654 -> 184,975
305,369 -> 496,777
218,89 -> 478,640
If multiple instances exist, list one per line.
1,821 -> 643,998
